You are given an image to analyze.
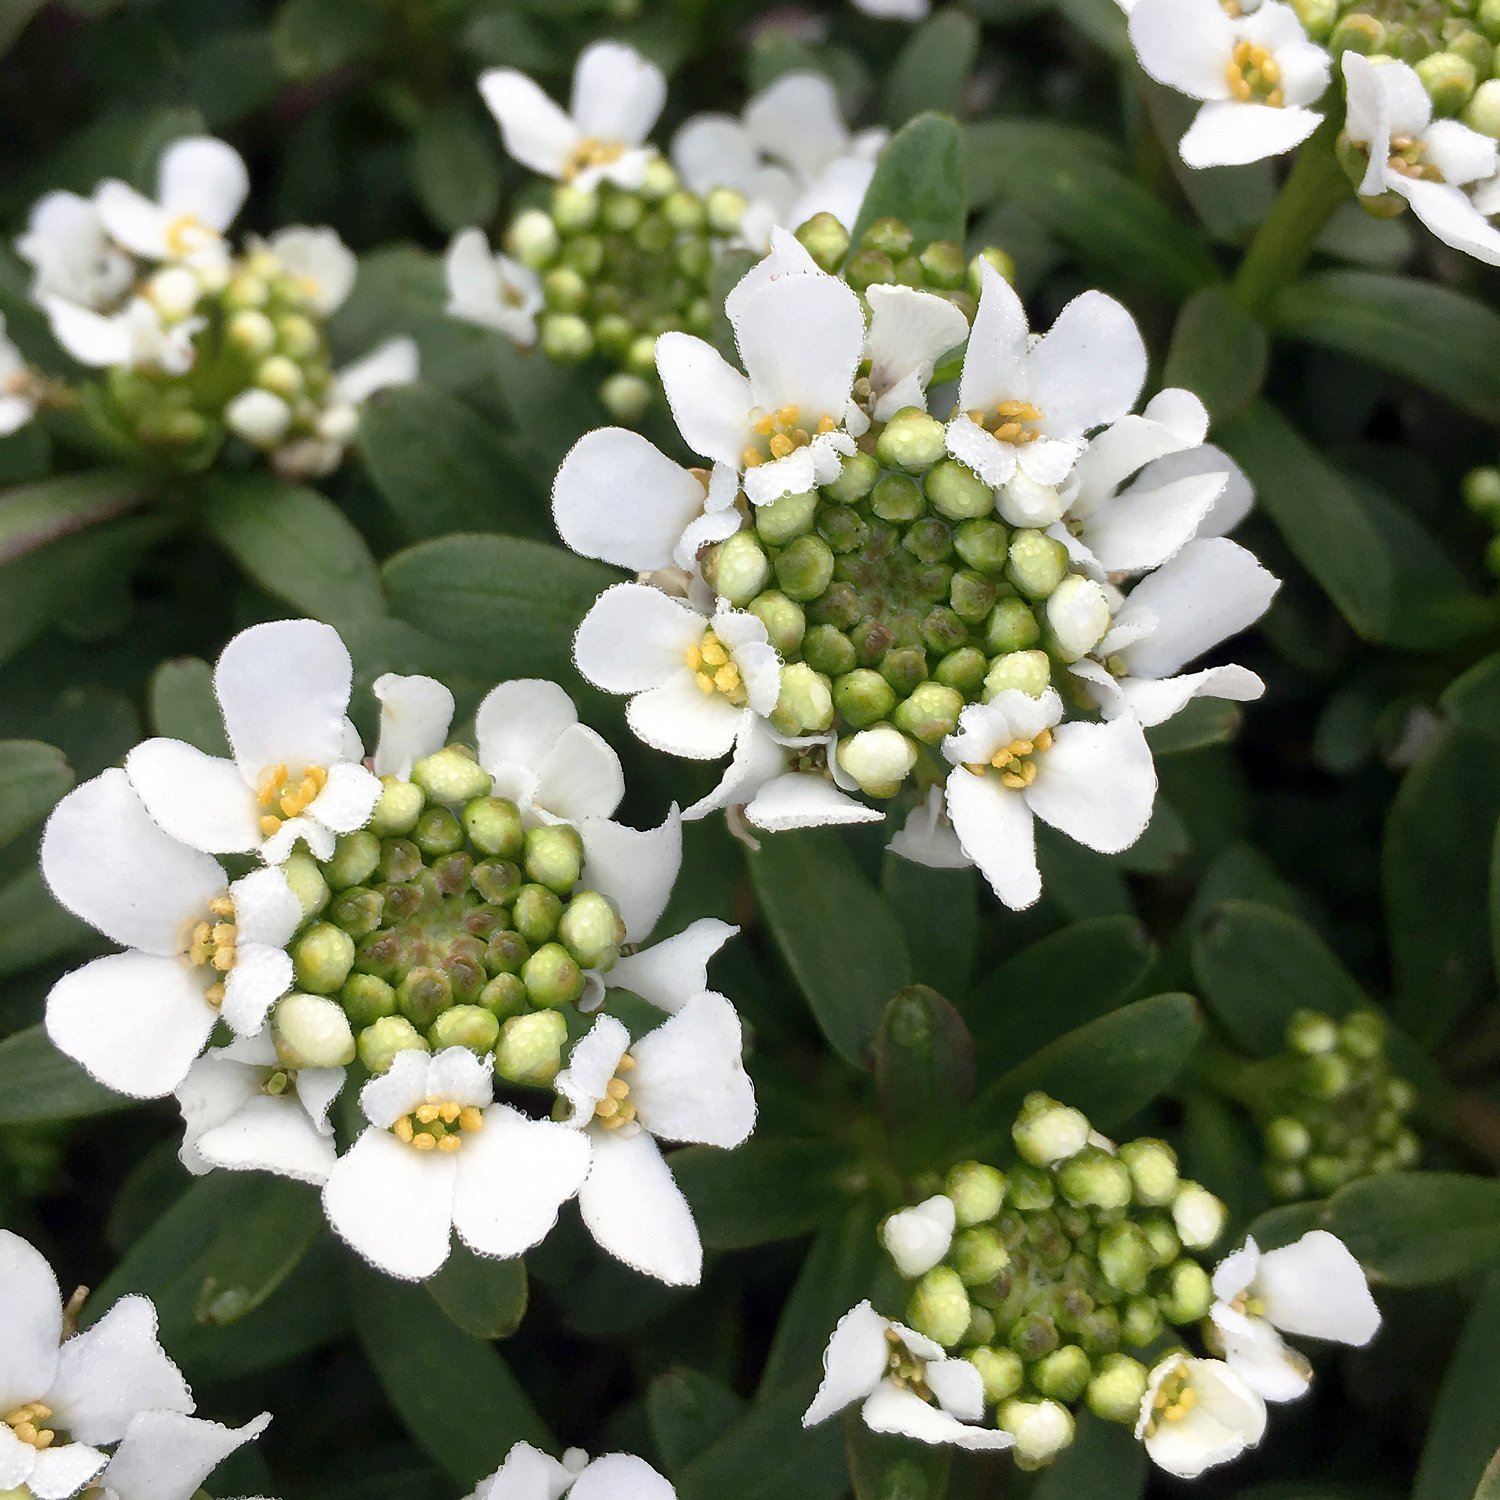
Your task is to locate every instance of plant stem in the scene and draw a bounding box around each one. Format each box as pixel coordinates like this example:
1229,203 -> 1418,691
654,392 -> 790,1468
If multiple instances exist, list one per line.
1230,115 -> 1351,321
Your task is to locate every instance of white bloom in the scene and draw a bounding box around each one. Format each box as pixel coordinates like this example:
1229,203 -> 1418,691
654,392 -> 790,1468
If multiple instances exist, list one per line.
371,672 -> 457,781
852,0 -> 931,16
480,41 -> 665,192
0,317 -> 37,436
267,225 -> 358,316
556,993 -> 756,1285
941,689 -> 1157,910
803,1301 -> 1015,1449
1128,0 -> 1330,168
1071,536 -> 1279,728
1137,1354 -> 1267,1478
882,1195 -> 956,1278
323,1046 -> 590,1281
0,1230 -> 193,1499
17,190 -> 134,310
41,770 -> 300,1098
574,584 -> 782,761
176,1032 -> 343,1186
946,261 -> 1147,492
225,388 -> 293,448
470,1443 -> 675,1500
863,284 -> 970,423
887,785 -> 970,869
95,136 -> 249,264
125,619 -> 382,865
89,1409 -> 271,1500
1210,1231 -> 1381,1401
275,336 -> 419,479
445,227 -> 543,344
656,254 -> 864,506
1342,54 -> 1500,266
44,295 -> 201,374
608,918 -> 740,1015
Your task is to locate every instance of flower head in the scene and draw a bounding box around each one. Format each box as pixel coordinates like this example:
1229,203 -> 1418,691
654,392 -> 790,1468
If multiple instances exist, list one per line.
266,225 -> 358,317
0,316 -> 37,436
470,1443 -> 675,1500
95,136 -> 249,265
446,227 -> 543,344
43,296 -> 202,375
88,1409 -> 271,1500
16,190 -> 133,310
1136,1354 -> 1267,1478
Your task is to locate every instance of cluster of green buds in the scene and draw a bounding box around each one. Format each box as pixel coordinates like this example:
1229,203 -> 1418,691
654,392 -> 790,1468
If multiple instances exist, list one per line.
277,745 -> 625,1091
1254,1009 -> 1420,1200
890,1093 -> 1229,1468
1463,464 -> 1500,576
700,413 -> 1099,801
505,160 -> 747,421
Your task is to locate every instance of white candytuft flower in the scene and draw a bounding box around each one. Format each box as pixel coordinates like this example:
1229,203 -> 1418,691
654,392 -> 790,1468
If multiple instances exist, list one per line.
43,296 -> 202,375
88,1409 -> 273,1500
0,316 -> 38,436
16,190 -> 133,310
445,227 -> 544,344
1136,1354 -> 1267,1478
266,225 -> 358,316
468,1442 -> 676,1500
882,1195 -> 957,1278
94,136 -> 249,266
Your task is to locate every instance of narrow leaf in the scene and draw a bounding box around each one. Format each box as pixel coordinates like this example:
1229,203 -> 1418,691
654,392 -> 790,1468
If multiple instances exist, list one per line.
852,112 -> 966,249
0,1024 -> 129,1125
0,739 -> 72,846
1414,1271 -> 1500,1500
193,1175 -> 325,1325
426,1246 -> 528,1340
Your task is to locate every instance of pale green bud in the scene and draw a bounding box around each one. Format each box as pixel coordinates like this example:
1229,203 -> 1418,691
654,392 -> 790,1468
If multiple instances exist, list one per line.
1013,1092 -> 1091,1166
276,314 -> 319,360
771,663 -> 835,736
1046,575 -> 1112,661
507,208 -> 561,268
1338,1008 -> 1386,1060
756,489 -> 819,544
983,649 -> 1052,702
795,211 -> 851,272
479,972 -> 528,1022
876,407 -> 948,473
705,186 -> 748,233
557,890 -> 623,970
357,1015 -> 428,1073
892,681 -> 963,744
600,372 -> 653,423
551,185 -> 598,232
256,355 -> 303,400
542,313 -> 594,362
227,309 -> 277,357
833,668 -> 897,729
1119,1138 -> 1180,1206
823,451 -> 879,504
428,1003 -> 501,1055
522,942 -> 585,1008
412,746 -> 493,806
907,1265 -> 971,1347
1086,1353 -> 1149,1423
1290,0 -> 1336,39
954,516 -> 1010,574
925,458 -> 995,521
1288,1007 -> 1339,1054
1159,1259 -> 1213,1324
1034,1344 -> 1091,1403
626,334 -> 658,377
773,534 -> 836,602
396,966 -> 452,1030
543,265 -> 588,314
1464,79 -> 1500,137
1139,1213 -> 1181,1266
370,776 -> 424,836
281,851 -> 330,920
514,883 -> 564,944
1097,1221 -> 1154,1293
946,1161 -> 1006,1225
459,797 -> 523,861
1171,1181 -> 1228,1249
709,532 -> 772,605
951,1227 -> 1009,1286
1058,1147 -> 1133,1211
414,805 -> 464,858
967,1346 -> 1024,1404
1006,529 -> 1069,599
1416,50 -> 1478,114
1120,1295 -> 1163,1347
835,725 -> 917,797
998,1398 -> 1074,1469
272,992 -> 356,1068
495,1009 -> 568,1086
325,830 -> 381,891
1265,1116 -> 1313,1162
640,156 -> 680,200
340,972 -> 396,1028
524,824 -> 584,895
747,590 -> 806,656
293,921 -> 356,994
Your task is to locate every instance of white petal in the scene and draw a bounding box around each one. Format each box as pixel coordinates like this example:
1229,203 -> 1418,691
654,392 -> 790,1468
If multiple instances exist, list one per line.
424,1046 -> 494,1110
471,1442 -> 573,1500
534,725 -> 625,823
746,772 -> 883,832
296,1065 -> 344,1134
334,336 -> 418,404
1212,1237 -> 1261,1301
218,945 -> 293,1037
944,690 -> 1062,764
568,1453 -> 676,1500
1209,1305 -> 1312,1401
1128,0 -> 1235,98
260,813 -> 334,865
47,951 -> 216,1099
42,768 -> 226,952
159,137 -> 248,232
322,1127 -> 457,1280
1086,471 -> 1226,573
269,226 -> 357,316
862,1382 -> 1015,1448
887,785 -> 970,868
882,1195 -> 957,1278
556,1015 -> 632,1121
957,262 -> 1030,413
1253,1230 -> 1381,1344
803,1301 -> 891,1427
49,1297 -> 190,1444
1180,101 -> 1322,169
578,1127 -> 703,1286
945,416 -> 1016,488
742,445 -> 819,507
229,865 -> 301,948
925,1357 -> 985,1421
1139,1358 -> 1266,1479
360,1048 -> 432,1128
1423,120 -> 1498,189
92,181 -> 173,259
865,285 -> 969,407
1028,291 -> 1146,439
1401,177 -> 1500,266
681,716 -> 789,819
196,1094 -> 339,1186
0,392 -> 35,435
1113,664 -> 1262,727
943,768 -> 1041,911
574,584 -> 706,694
553,428 -> 710,571
1025,715 -> 1157,854
570,41 -> 665,146
177,1051 -> 264,1173
452,1106 -> 591,1259
1015,436 -> 1082,488
306,759 -> 381,835
655,333 -> 755,468
723,226 -> 823,325
0,1420 -> 36,1490
99,1410 -> 270,1500
734,273 -> 865,426
479,69 -> 580,177
1136,442 -> 1254,536
579,806 -> 682,943
123,739 -> 260,857
475,677 -> 578,784
25,1440 -> 108,1499
373,674 -> 455,778
629,992 -> 755,1146
608,918 -> 738,1014
0,1230 -> 62,1415
745,72 -> 850,176
628,675 -> 747,760
671,114 -> 761,195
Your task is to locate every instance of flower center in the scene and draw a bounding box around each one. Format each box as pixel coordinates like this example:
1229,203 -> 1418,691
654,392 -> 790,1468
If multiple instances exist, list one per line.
592,1053 -> 639,1130
1225,40 -> 1285,106
884,1329 -> 934,1400
742,404 -> 837,469
1229,1290 -> 1266,1317
967,728 -> 1053,790
562,137 -> 627,181
967,399 -> 1044,446
3,1402 -> 57,1450
1385,134 -> 1443,181
392,1098 -> 485,1153
164,212 -> 212,256
186,893 -> 239,1008
1144,1368 -> 1198,1436
686,629 -> 747,704
256,762 -> 329,837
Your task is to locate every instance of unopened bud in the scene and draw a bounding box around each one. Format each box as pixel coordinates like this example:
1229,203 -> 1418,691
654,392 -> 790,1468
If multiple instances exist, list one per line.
907,1265 -> 970,1347
968,248 -> 1016,297
357,1014 -> 428,1073
1058,1146 -> 1133,1211
1033,1344 -> 1091,1402
1158,1258 -> 1213,1324
823,451 -> 879,504
495,1009 -> 568,1086
272,992 -> 355,1069
1171,1181 -> 1227,1249
1006,529 -> 1069,598
1119,1138 -> 1179,1206
1338,1008 -> 1386,1060
1120,1294 -> 1163,1347
951,1227 -> 1009,1286
524,824 -> 584,895
1086,1353 -> 1149,1423
256,355 -> 303,400
557,890 -> 623,970
369,777 -> 424,837
293,922 -> 356,994
542,313 -> 594,362
1046,575 -> 1111,661
771,663 -> 835,737
748,590 -> 806,656
892,681 -> 963,743
756,489 -> 819,544
773,534 -> 836,602
998,1398 -> 1073,1469
507,208 -> 561,268
396,966 -> 452,1030
1464,79 -> 1500,138
227,309 -> 277,357
1415,50 -> 1477,115
1265,1116 -> 1313,1161
414,806 -> 465,858
1288,1008 -> 1339,1054
1007,1162 -> 1055,1211
882,1195 -> 956,1278
281,851 -> 330,919
795,211 -> 851,272
705,186 -> 747,234
1097,1220 -> 1154,1293
324,830 -> 380,891
835,725 -> 916,797
514,883 -> 564,944
946,1160 -> 1006,1225
709,532 -> 772,605
833,668 -> 897,729
966,1346 -> 1024,1404
428,1003 -> 501,1055
1013,1092 -> 1091,1166
600,372 -> 653,423
876,407 -> 948,473
522,941 -> 585,1008
225,388 -> 292,448
411,746 -> 492,807
925,458 -> 995,521
341,972 -> 396,1028
918,239 -> 966,289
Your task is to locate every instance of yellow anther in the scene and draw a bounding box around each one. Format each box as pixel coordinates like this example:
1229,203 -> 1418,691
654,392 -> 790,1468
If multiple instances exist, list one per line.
684,644 -> 703,671
438,1101 -> 461,1124
1225,40 -> 1285,105
753,413 -> 777,436
775,404 -> 800,427
165,213 -> 208,256
415,1103 -> 440,1125
458,1106 -> 484,1132
993,421 -> 1025,443
767,432 -> 793,459
617,1054 -> 636,1071
437,1135 -> 462,1153
606,1078 -> 631,1100
695,674 -> 716,694
561,137 -> 626,181
816,414 -> 836,434
258,814 -> 283,837
412,1133 -> 437,1152
205,982 -> 225,1008
212,922 -> 236,945
742,448 -> 764,468
394,1117 -> 415,1143
713,664 -> 742,694
210,945 -> 235,972
209,895 -> 236,917
699,638 -> 729,667
595,1096 -> 620,1119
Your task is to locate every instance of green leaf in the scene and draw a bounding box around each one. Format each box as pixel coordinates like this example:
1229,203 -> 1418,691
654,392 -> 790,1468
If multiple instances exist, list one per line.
352,1268 -> 554,1490
965,122 -> 1219,298
148,658 -> 230,756
852,112 -> 966,250
673,1136 -> 857,1248
193,1176 -> 325,1326
847,1418 -> 950,1500
1164,286 -> 1268,423
882,857 -> 976,998
411,105 -> 501,234
1327,1173 -> 1500,1287
0,869 -> 90,977
648,1368 -> 747,1476
1273,271 -> 1500,424
0,739 -> 72,846
876,984 -> 975,1169
1029,1410 -> 1147,1500
426,1247 -> 528,1340
884,13 -> 980,125
969,994 -> 1203,1152
1145,696 -> 1245,756
749,828 -> 913,1069
1474,1448 -> 1500,1500
1414,1271 -> 1500,1500
272,0 -> 382,80
0,470 -> 145,565
199,474 -> 383,625
382,535 -> 618,688
359,384 -> 542,539
0,1025 -> 128,1125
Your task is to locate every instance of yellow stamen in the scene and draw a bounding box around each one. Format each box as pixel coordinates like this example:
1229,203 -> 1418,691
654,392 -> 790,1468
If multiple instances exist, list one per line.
412,1133 -> 437,1151
561,137 -> 627,181
437,1135 -> 462,1153
458,1106 -> 484,1132
415,1103 -> 440,1125
394,1117 -> 415,1143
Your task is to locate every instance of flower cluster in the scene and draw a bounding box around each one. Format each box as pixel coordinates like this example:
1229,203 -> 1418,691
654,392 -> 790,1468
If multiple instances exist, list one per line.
803,1093 -> 1381,1478
468,1442 -> 675,1500
0,1231 -> 271,1500
40,619 -> 755,1291
8,137 -> 417,474
558,234 -> 1275,909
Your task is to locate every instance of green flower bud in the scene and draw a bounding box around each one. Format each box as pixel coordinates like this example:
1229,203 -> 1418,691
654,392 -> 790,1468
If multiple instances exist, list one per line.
1120,1294 -> 1163,1347
1158,1259 -> 1213,1324
925,459 -> 996,521
845,247 -> 895,290
1086,1353 -> 1149,1424
748,590 -> 806,656
919,606 -> 968,657
836,725 -> 917,797
1006,529 -> 1069,599
1097,1221 -> 1155,1294
876,407 -> 948,473
1338,1008 -> 1386,1060
967,1346 -> 1025,1404
934,646 -> 987,694
918,239 -> 966,290
892,681 -> 964,743
227,309 -> 277,357
524,825 -> 584,895
804,623 -> 857,677
967,248 -> 1016,297
705,186 -> 748,234
600,372 -> 653,423
1045,575 -> 1111,661
1119,1138 -> 1180,1206
983,649 -> 1051,701
558,890 -> 623,969
626,334 -> 658,378
661,188 -> 705,233
341,971 -> 397,1028
1033,1344 -> 1091,1403
756,490 -> 818,545
963,1304 -> 996,1347
806,581 -> 861,628
1301,1051 -> 1353,1097
1464,79 -> 1500,137
640,156 -> 680,200
774,535 -> 836,602
1013,1093 -> 1091,1166
1288,1007 -> 1339,1055
1076,1305 -> 1121,1356
294,921 -> 356,994
908,1265 -> 971,1347
1417,49 -> 1478,113
281,851 -> 330,920
541,313 -> 594,362
495,1009 -> 569,1086
408,808 -> 460,861
869,472 -> 924,524
1058,1147 -> 1133,1211
823,451 -> 879,504
833,669 -> 898,729
550,185 -> 598,232
256,355 -> 302,400
429,1003 -> 501,1055
953,517 -> 1010,574
946,1161 -> 1007,1225
794,211 -> 851,272
861,216 -> 914,257
323,830 -> 380,891
772,663 -> 836,736
709,532 -> 772,605
479,971 -> 528,1022
225,272 -> 269,310
1171,1181 -> 1227,1249
469,859 -> 520,907
411,747 -> 492,808
951,1227 -> 1009,1286
514,883 -> 565,944
1306,1153 -> 1357,1194
817,503 -> 867,554
358,1014 -> 429,1073
396,966 -> 452,1030
506,208 -> 561,268
945,570 -> 994,627
522,941 -> 585,1008
1265,1163 -> 1307,1200
369,777 -> 424,837
1007,1162 -> 1055,1211
329,885 -> 384,938
274,313 -> 318,360
272,992 -> 356,1069
484,928 -> 530,977
601,192 -> 644,235
1139,1213 -> 1181,1266
460,795 -> 523,860
999,1398 -> 1073,1469
1265,1116 -> 1313,1162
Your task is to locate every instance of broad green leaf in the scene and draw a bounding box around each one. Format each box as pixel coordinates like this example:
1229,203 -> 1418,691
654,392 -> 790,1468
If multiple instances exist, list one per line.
884,13 -> 980,125
0,470 -> 145,565
876,984 -> 975,1170
1327,1173 -> 1500,1287
969,994 -> 1203,1153
411,105 -> 501,234
848,1419 -> 950,1500
673,1136 -> 858,1248
1244,1199 -> 1325,1250
148,658 -> 229,756
200,474 -> 383,624
677,1383 -> 848,1500
0,739 -> 72,846
1273,271 -> 1500,423
852,113 -> 966,250
1164,286 -> 1268,423
1145,696 -> 1244,756
492,340 -> 610,493
272,0 -> 382,80
1414,1271 -> 1500,1500
882,857 -> 976,998
0,1024 -> 128,1125
0,869 -> 89,976
352,1268 -> 554,1489
193,1175 -> 325,1325
648,1368 -> 747,1476
359,384 -> 541,539
965,122 -> 1219,298
749,828 -> 912,1069
426,1246 -> 528,1340
382,535 -> 618,688
1029,1410 -> 1146,1500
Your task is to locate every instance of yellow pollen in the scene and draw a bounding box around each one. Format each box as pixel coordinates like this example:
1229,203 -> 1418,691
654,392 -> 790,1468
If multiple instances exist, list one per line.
164,213 -> 209,256
1226,41 -> 1285,106
966,727 -> 1053,787
187,897 -> 239,990
438,1101 -> 461,1124
415,1103 -> 440,1125
976,398 -> 1044,444
686,629 -> 748,705
437,1135 -> 462,1153
561,137 -> 627,181
742,448 -> 765,468
394,1116 -> 415,1143
458,1106 -> 484,1132
4,1403 -> 56,1449
743,403 -> 830,466
255,762 -> 329,836
412,1133 -> 437,1151
593,1056 -> 641,1130
204,981 -> 225,1008
395,1098 -> 482,1152
768,433 -> 795,459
